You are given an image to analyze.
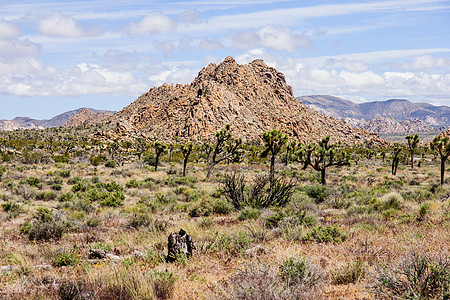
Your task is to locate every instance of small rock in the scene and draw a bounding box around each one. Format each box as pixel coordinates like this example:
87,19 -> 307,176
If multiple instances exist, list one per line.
89,249 -> 107,259
134,251 -> 145,259
34,264 -> 52,270
106,253 -> 121,262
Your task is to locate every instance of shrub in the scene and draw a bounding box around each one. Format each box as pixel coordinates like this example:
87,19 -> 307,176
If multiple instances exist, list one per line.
302,225 -> 348,243
126,178 -> 139,188
213,198 -> 234,215
331,260 -> 366,284
129,212 -> 152,228
220,262 -> 323,300
100,191 -> 125,207
265,209 -> 285,229
279,256 -> 324,287
26,220 -> 66,241
221,172 -> 246,209
35,191 -> 57,201
379,192 -> 404,211
26,176 -> 42,188
50,184 -> 62,191
105,160 -> 117,168
1,201 -> 23,218
304,184 -> 330,203
238,206 -> 261,220
151,270 -> 178,300
53,251 -> 78,267
372,248 -> 449,299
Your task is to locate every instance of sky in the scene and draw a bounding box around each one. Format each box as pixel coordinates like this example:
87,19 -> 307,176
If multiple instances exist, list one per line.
1,0 -> 450,119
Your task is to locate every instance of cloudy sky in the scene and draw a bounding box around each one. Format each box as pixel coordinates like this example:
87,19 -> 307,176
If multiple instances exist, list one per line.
1,0 -> 449,119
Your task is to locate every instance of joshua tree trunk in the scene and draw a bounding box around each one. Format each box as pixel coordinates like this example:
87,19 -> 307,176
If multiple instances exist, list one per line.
321,167 -> 326,185
441,158 -> 446,185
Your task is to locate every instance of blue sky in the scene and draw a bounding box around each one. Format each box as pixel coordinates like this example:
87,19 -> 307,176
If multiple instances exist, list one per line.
1,0 -> 449,119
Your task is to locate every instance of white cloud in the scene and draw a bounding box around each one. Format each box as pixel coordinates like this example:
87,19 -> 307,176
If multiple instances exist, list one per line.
178,9 -> 199,23
325,58 -> 369,72
0,20 -> 20,38
233,25 -> 311,52
37,11 -> 101,38
125,12 -> 175,35
0,39 -> 41,60
399,55 -> 450,70
0,62 -> 146,97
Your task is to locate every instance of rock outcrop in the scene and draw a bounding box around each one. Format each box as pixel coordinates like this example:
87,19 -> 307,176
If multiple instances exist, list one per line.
111,57 -> 385,145
62,108 -> 113,128
343,116 -> 436,134
167,229 -> 194,262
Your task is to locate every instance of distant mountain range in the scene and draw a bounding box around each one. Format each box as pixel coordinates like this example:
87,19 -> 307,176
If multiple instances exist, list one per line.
297,95 -> 449,134
0,108 -> 115,131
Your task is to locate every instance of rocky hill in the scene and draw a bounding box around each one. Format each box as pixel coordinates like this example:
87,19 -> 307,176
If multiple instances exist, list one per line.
62,108 -> 114,128
0,108 -> 115,131
345,116 -> 436,134
298,95 -> 450,133
108,57 -> 385,145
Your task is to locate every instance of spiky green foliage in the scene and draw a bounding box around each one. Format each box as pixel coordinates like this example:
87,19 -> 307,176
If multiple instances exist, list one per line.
180,143 -> 193,177
432,136 -> 450,185
206,124 -> 243,179
296,136 -> 350,185
406,134 -> 420,170
153,141 -> 167,171
261,129 -> 288,189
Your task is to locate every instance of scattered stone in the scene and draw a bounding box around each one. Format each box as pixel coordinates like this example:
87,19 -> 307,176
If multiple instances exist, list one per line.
34,264 -> 52,270
89,249 -> 107,259
134,251 -> 145,259
167,229 -> 195,262
105,253 -> 121,262
0,265 -> 12,272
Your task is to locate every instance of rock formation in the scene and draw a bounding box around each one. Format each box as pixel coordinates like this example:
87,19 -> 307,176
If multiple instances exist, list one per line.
111,57 -> 385,145
343,116 -> 436,134
62,108 -> 113,128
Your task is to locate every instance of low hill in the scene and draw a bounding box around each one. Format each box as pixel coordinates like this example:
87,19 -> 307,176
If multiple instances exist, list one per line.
0,108 -> 115,131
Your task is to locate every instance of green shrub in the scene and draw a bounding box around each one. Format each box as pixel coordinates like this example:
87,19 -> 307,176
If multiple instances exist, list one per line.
56,170 -> 71,178
86,217 -> 102,228
189,199 -> 213,217
213,198 -> 234,215
26,176 -> 42,188
279,256 -> 323,287
25,220 -> 67,241
331,260 -> 366,284
265,209 -> 285,229
304,184 -> 329,203
100,191 -> 125,207
105,160 -> 117,168
238,206 -> 261,221
129,212 -> 152,228
125,178 -> 139,188
302,225 -> 348,243
1,202 -> 23,218
50,184 -> 62,191
53,251 -> 78,267
59,192 -> 74,202
35,191 -> 57,201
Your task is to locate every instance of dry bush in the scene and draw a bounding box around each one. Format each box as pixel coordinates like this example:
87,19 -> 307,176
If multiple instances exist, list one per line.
218,262 -> 324,300
372,247 -> 449,299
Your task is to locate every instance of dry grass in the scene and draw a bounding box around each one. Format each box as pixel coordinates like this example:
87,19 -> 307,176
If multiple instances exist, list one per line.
0,153 -> 449,299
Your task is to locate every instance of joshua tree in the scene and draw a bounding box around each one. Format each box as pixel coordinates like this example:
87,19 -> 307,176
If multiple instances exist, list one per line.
297,136 -> 350,185
406,134 -> 420,170
432,136 -> 450,185
206,124 -> 242,179
391,147 -> 402,176
153,141 -> 167,171
261,129 -> 288,189
285,140 -> 297,166
134,137 -> 148,160
180,143 -> 193,177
